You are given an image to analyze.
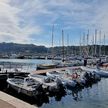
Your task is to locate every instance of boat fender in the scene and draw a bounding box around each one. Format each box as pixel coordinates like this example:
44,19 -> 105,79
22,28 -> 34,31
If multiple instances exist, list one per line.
18,88 -> 21,93
7,84 -> 9,88
56,77 -> 62,86
46,86 -> 50,91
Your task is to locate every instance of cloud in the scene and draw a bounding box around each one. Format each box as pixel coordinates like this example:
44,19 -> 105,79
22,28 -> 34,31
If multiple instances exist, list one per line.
0,0 -> 108,46
0,0 -> 42,44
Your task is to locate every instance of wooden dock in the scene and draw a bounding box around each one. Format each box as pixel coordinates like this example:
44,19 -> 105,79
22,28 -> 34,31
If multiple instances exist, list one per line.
32,66 -> 81,74
32,65 -> 108,75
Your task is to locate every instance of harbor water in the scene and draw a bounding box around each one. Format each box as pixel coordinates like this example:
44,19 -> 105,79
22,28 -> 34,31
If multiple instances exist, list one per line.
0,59 -> 108,108
41,78 -> 108,108
0,59 -> 53,72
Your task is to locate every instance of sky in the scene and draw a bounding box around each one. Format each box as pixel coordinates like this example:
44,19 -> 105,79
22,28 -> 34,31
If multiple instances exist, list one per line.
0,0 -> 108,47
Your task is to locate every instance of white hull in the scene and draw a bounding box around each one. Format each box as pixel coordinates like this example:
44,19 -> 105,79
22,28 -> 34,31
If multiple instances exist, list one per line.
8,83 -> 36,96
46,71 -> 81,89
37,64 -> 57,70
7,78 -> 41,97
29,74 -> 62,91
81,66 -> 108,77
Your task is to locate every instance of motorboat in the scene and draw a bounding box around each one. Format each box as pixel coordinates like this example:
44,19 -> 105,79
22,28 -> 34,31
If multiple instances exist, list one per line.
7,77 -> 43,97
81,66 -> 108,78
28,74 -> 63,93
46,70 -> 84,89
46,68 -> 100,89
36,64 -> 57,70
46,68 -> 81,78
46,70 -> 64,79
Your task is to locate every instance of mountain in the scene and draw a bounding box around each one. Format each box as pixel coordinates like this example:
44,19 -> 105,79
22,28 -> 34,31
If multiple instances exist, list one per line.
0,42 -> 107,56
0,42 -> 47,54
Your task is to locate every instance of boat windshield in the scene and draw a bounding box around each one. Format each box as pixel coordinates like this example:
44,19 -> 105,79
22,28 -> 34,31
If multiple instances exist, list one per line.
44,77 -> 53,83
24,78 -> 37,86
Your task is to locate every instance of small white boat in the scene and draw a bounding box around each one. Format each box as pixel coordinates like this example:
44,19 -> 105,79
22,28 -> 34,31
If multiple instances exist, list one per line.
46,70 -> 83,89
46,70 -> 64,79
46,68 -> 81,78
81,66 -> 108,78
36,64 -> 57,70
7,77 -> 43,97
47,67 -> 101,88
28,74 -> 63,92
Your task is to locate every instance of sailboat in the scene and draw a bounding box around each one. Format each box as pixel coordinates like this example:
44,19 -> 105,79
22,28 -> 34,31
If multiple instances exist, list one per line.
58,30 -> 83,67
37,25 -> 57,70
36,64 -> 57,70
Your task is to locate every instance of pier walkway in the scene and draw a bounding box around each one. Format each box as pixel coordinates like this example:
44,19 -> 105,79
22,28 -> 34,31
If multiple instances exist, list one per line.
0,91 -> 37,108
32,65 -> 108,75
32,66 -> 80,74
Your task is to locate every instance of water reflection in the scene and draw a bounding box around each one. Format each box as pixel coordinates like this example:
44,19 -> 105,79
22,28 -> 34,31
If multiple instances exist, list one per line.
1,81 -> 67,107
1,78 -> 101,107
54,89 -> 66,101
34,94 -> 49,107
72,88 -> 80,101
4,86 -> 50,107
1,78 -> 108,108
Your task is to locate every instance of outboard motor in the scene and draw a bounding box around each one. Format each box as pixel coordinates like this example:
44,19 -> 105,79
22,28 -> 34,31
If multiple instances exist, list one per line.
56,77 -> 64,89
35,83 -> 44,95
92,72 -> 101,81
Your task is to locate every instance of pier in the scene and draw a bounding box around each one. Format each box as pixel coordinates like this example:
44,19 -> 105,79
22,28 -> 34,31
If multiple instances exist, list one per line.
32,66 -> 81,74
0,64 -> 107,108
0,91 -> 37,108
32,65 -> 108,75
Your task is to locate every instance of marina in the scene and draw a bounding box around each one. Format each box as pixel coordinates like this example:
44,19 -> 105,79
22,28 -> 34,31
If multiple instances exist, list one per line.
0,59 -> 107,108
0,0 -> 108,108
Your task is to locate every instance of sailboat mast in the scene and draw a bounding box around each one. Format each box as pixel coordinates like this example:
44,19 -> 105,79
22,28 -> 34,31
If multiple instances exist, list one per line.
92,35 -> 94,57
87,30 -> 89,46
87,29 -> 89,57
83,32 -> 85,57
51,24 -> 54,62
94,29 -> 97,56
104,34 -> 106,56
62,30 -> 65,62
79,35 -> 82,56
67,34 -> 69,59
99,30 -> 101,57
